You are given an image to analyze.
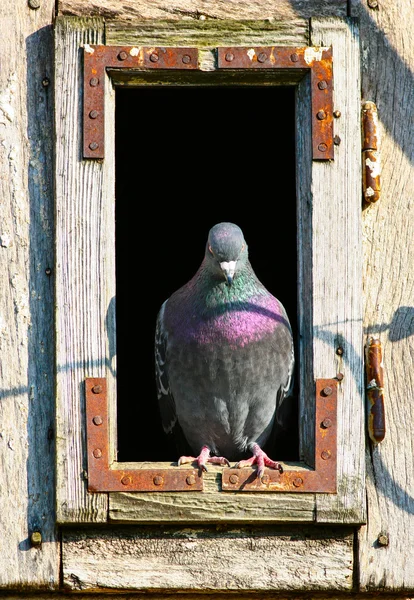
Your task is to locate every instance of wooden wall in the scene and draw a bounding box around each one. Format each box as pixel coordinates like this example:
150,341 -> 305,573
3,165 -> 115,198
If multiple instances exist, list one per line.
0,0 -> 413,594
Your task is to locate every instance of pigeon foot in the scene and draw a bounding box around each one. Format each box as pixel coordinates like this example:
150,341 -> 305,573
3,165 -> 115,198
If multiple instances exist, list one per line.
236,443 -> 283,478
178,445 -> 230,473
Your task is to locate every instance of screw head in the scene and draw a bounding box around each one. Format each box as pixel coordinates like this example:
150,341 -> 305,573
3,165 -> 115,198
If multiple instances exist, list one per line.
28,0 -> 41,9
225,52 -> 234,62
150,53 -> 159,63
321,418 -> 333,429
257,53 -> 267,63
317,110 -> 327,120
118,51 -> 128,61
89,110 -> 99,119
333,110 -> 341,118
336,372 -> 344,381
42,78 -> 50,88
45,267 -> 52,276
89,142 -> 99,151
318,80 -> 328,90
153,475 -> 164,486
322,386 -> 333,397
336,346 -> 344,356
334,135 -> 341,146
93,448 -> 102,458
293,477 -> 303,487
321,450 -> 332,460
182,54 -> 191,64
30,531 -> 42,547
186,474 -> 196,486
90,77 -> 99,87
121,475 -> 132,485
377,532 -> 389,546
368,0 -> 378,7
290,52 -> 299,62
229,473 -> 239,484
92,384 -> 102,394
318,143 -> 328,152
92,415 -> 103,426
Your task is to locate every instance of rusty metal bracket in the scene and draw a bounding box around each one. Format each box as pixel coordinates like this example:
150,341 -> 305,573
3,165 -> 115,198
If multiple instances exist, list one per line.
83,46 -> 199,158
83,44 -> 333,160
217,46 -> 334,160
365,338 -> 386,443
222,379 -> 337,492
362,101 -> 381,203
85,378 -> 203,492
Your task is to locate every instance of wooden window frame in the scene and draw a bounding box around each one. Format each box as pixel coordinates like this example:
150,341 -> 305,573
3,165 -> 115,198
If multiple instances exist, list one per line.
55,16 -> 365,525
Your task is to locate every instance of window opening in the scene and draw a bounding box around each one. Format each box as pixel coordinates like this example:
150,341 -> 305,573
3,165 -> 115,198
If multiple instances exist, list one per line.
115,85 -> 299,464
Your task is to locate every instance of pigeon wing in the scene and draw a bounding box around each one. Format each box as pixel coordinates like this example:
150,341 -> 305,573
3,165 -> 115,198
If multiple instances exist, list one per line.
154,301 -> 177,434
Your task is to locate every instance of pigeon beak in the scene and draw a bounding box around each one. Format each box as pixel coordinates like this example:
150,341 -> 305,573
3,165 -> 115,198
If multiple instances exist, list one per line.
220,261 -> 236,286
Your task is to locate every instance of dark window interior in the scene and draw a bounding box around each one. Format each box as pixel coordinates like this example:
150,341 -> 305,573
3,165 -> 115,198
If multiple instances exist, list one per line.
115,86 -> 298,463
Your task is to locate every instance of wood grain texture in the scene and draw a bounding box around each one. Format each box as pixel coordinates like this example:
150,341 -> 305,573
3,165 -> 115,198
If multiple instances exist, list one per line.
106,19 -> 309,47
297,18 -> 365,524
109,464 -> 315,523
349,0 -> 414,592
58,0 -> 347,21
54,16 -> 116,523
62,526 -> 354,592
0,1 -> 59,589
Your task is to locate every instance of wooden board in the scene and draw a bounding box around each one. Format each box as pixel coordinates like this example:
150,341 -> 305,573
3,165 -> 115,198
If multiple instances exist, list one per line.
62,526 -> 354,591
57,0 -> 348,21
54,16 -> 114,523
350,0 -> 414,591
0,0 -> 59,589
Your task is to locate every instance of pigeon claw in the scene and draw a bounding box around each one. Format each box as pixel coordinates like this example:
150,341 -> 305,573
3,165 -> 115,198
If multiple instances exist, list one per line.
177,446 -> 230,474
236,443 -> 283,479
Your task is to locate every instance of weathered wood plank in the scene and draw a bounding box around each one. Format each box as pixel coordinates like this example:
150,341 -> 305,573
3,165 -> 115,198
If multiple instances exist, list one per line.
109,464 -> 316,523
58,0 -> 348,21
0,1 -> 59,589
62,526 -> 354,591
55,16 -> 115,523
307,17 -> 365,524
106,19 -> 309,47
350,0 -> 414,592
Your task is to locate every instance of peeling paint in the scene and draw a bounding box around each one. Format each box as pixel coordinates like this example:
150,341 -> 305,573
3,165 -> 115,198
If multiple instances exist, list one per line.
304,46 -> 327,64
0,72 -> 17,125
83,43 -> 94,54
247,48 -> 256,61
0,233 -> 13,247
129,47 -> 139,57
365,186 -> 375,198
366,156 -> 381,178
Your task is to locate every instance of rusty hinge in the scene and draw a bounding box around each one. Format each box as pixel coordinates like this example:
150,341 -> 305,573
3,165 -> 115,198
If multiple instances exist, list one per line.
83,45 -> 334,161
221,379 -> 337,492
86,378 -> 337,494
362,101 -> 381,204
365,338 -> 386,443
85,378 -> 203,492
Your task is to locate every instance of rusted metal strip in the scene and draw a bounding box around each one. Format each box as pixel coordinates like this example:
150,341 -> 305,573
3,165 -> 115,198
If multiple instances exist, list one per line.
83,46 -> 199,158
365,338 -> 386,443
217,46 -> 334,160
85,378 -> 203,492
362,101 -> 381,203
221,379 -> 337,492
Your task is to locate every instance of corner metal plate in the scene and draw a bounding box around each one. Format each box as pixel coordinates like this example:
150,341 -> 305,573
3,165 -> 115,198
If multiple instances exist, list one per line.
222,379 -> 337,492
83,45 -> 333,160
85,378 -> 203,492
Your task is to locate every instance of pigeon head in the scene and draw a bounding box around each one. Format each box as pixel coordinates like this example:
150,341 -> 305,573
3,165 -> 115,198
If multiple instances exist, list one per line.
205,222 -> 248,285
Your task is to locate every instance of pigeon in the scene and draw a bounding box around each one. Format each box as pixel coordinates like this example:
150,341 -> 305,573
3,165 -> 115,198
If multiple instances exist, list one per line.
155,222 -> 294,477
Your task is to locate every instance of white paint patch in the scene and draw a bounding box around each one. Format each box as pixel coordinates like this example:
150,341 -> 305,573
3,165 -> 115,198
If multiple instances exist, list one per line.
0,233 -> 13,247
304,46 -> 327,64
130,47 -> 139,57
247,48 -> 256,61
365,186 -> 375,198
366,156 -> 381,178
83,43 -> 95,54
